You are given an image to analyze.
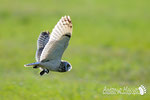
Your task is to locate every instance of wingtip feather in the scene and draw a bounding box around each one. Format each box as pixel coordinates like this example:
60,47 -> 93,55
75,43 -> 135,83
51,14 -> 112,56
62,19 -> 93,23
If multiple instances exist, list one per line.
50,15 -> 72,40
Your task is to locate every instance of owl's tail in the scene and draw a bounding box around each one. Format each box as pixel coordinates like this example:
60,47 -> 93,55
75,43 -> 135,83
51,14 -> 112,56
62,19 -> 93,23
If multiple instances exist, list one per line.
24,62 -> 40,67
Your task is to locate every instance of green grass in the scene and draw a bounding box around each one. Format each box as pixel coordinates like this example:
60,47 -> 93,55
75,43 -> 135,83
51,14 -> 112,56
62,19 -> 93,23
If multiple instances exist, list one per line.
0,0 -> 150,99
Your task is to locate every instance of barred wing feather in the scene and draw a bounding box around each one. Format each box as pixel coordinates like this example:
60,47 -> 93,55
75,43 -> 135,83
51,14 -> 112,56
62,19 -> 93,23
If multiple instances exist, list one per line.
36,32 -> 50,62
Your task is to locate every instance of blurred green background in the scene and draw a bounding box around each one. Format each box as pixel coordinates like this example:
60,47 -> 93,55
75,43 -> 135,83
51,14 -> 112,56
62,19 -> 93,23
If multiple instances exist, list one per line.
0,0 -> 150,99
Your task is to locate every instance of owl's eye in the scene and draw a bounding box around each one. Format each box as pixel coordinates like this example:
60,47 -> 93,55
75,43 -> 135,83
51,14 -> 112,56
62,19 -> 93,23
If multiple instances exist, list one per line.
67,64 -> 70,67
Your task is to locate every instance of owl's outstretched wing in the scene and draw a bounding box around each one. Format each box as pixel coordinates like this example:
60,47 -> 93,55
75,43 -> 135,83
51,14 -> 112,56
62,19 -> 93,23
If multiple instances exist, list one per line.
36,31 -> 50,62
40,16 -> 72,62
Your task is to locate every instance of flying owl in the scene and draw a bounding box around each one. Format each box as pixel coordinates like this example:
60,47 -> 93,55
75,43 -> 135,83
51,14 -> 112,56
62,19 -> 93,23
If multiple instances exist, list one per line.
24,16 -> 72,76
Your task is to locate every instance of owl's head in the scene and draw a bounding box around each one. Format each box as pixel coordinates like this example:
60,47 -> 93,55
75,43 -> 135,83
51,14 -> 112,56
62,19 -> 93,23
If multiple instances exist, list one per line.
58,61 -> 72,72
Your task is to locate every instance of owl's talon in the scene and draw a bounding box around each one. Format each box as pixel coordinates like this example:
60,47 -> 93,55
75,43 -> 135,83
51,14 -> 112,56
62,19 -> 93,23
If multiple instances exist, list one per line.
45,69 -> 49,74
40,70 -> 45,76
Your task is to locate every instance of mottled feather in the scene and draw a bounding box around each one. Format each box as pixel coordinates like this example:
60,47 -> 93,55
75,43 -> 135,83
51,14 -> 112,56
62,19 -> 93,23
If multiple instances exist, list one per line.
36,31 -> 50,62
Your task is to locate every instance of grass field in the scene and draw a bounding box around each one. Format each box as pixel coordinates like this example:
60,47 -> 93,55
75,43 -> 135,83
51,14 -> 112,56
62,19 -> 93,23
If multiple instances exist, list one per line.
0,0 -> 150,99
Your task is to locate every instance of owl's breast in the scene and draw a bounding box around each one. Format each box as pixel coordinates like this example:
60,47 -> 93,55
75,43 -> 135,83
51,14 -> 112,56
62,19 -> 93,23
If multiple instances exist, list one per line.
41,59 -> 61,71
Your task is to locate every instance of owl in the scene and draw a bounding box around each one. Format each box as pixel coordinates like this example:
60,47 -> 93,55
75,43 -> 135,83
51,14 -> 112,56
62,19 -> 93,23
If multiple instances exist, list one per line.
24,16 -> 72,76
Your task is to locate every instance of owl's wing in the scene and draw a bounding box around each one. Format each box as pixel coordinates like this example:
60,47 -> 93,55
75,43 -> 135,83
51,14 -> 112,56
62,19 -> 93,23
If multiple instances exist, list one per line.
36,31 -> 50,62
40,16 -> 72,62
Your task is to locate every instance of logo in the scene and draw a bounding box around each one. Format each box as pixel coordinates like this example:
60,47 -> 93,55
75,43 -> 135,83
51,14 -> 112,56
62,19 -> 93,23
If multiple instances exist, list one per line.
103,85 -> 146,95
